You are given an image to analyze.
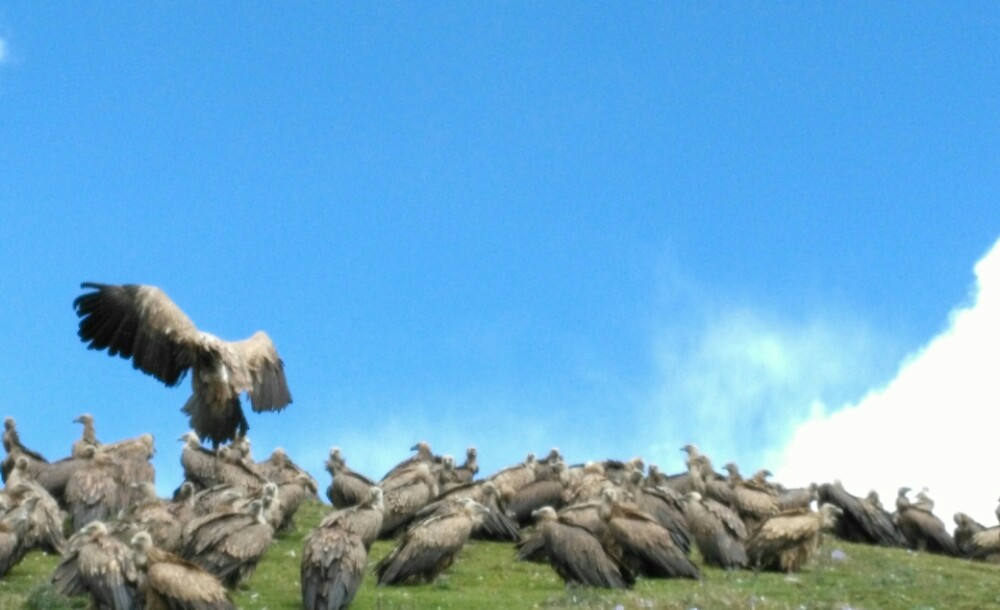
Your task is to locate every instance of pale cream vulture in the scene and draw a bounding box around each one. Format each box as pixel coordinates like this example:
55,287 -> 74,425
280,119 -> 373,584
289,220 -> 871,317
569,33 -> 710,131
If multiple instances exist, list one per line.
74,282 -> 292,447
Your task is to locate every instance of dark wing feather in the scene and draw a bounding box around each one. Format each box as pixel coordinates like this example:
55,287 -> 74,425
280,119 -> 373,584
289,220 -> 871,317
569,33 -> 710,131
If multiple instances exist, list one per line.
231,332 -> 292,412
74,283 -> 198,386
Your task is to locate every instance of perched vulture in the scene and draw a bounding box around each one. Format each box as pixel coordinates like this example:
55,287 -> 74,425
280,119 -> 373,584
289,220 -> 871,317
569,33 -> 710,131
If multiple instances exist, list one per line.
52,521 -> 139,610
681,491 -> 748,570
326,448 -> 377,509
964,526 -> 1000,562
894,487 -> 961,556
599,491 -> 700,580
73,282 -> 292,447
317,487 -> 385,550
375,498 -> 488,586
529,506 -> 634,589
486,453 -> 539,497
2,417 -> 47,483
818,481 -> 905,547
65,446 -> 125,532
301,526 -> 366,610
181,499 -> 274,587
0,515 -> 26,578
131,531 -> 235,610
379,463 -> 439,538
71,413 -> 101,458
414,481 -> 521,542
954,512 -> 988,556
381,441 -> 438,482
747,504 -> 842,573
1,474 -> 67,555
454,446 -> 479,484
516,497 -> 608,564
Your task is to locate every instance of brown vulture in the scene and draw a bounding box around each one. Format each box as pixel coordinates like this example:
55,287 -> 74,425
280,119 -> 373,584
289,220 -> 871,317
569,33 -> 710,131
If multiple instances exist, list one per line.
131,531 -> 235,610
52,521 -> 139,610
326,448 -> 377,509
375,497 -> 488,586
529,505 -> 634,589
680,491 -> 748,569
598,490 -> 700,580
1,417 -> 48,484
300,489 -> 384,610
747,504 -> 842,572
73,282 -> 292,447
818,481 -> 906,547
894,487 -> 961,556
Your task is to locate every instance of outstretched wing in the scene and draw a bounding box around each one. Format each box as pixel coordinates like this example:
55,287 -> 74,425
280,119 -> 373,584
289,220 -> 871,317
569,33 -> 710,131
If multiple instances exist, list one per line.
73,283 -> 198,386
230,331 -> 292,412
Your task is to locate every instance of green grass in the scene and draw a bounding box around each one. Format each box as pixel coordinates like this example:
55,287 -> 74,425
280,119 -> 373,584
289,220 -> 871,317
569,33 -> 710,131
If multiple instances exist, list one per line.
4,500 -> 1000,609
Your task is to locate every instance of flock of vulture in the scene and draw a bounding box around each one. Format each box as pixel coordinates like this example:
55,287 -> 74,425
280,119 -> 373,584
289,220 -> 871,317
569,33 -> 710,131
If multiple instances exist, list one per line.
3,417 -> 1000,610
0,282 -> 995,608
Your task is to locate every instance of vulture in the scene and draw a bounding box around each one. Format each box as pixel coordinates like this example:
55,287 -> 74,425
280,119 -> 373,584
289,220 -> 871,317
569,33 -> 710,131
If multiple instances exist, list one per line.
379,463 -> 440,538
507,476 -> 565,527
73,282 -> 292,447
954,512 -> 988,556
301,525 -> 366,610
131,531 -> 236,610
375,498 -> 488,586
381,441 -> 438,482
413,481 -> 521,542
0,513 -> 26,578
2,417 -> 47,483
529,506 -> 634,589
325,447 -> 377,508
747,504 -> 842,573
52,521 -> 139,610
486,453 -> 539,497
894,487 -> 961,556
680,491 -> 748,570
1,473 -> 67,555
454,446 -> 479,483
181,499 -> 274,587
516,498 -> 609,564
316,487 -> 386,550
598,490 -> 700,580
71,413 -> 101,457
300,489 -> 384,610
65,446 -> 125,532
725,463 -> 781,531
818,481 -> 905,547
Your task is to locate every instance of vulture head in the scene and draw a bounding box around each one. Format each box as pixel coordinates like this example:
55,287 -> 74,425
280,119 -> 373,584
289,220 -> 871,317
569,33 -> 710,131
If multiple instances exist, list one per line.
130,530 -> 154,568
4,417 -> 15,430
531,505 -> 558,524
72,413 -> 94,426
367,487 -> 385,511
177,431 -> 202,449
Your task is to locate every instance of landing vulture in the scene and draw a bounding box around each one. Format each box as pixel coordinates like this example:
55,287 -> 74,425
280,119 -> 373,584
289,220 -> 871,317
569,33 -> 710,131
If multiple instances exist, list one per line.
73,282 -> 292,447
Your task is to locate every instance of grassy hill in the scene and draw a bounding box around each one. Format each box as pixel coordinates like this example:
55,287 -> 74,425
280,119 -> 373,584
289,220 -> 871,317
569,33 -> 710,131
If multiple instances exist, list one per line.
5,499 -> 1000,610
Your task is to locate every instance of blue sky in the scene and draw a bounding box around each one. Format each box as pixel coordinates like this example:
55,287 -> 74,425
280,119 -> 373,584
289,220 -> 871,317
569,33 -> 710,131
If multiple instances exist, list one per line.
1,5 -> 998,515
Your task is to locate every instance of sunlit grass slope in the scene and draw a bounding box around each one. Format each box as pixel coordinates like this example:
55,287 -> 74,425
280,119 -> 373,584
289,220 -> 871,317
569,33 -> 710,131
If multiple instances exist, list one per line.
5,499 -> 1000,610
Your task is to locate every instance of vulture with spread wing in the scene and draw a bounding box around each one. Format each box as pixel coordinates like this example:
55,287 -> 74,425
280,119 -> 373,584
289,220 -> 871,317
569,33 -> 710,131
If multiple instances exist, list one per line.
73,283 -> 292,447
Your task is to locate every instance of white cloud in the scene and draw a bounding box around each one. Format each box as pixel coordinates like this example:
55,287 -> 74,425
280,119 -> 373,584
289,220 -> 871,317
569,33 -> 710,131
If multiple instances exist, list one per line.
642,304 -> 896,476
774,238 -> 1000,526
